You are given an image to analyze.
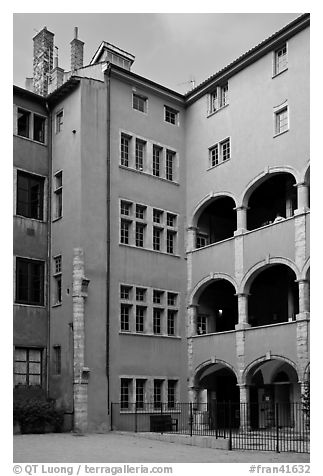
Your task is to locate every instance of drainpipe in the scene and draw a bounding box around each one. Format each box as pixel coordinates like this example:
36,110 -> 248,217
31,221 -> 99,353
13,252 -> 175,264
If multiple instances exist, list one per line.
45,101 -> 52,398
104,64 -> 111,412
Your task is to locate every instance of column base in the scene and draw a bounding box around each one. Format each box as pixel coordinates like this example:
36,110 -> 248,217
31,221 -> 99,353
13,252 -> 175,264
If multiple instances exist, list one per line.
235,322 -> 251,330
296,312 -> 310,321
234,228 -> 247,236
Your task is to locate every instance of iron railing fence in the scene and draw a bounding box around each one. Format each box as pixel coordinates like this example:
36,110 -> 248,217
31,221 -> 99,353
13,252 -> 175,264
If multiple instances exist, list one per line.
110,402 -> 309,453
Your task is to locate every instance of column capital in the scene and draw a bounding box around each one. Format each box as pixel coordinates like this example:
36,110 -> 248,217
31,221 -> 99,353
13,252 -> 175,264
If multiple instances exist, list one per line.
187,303 -> 198,309
233,205 -> 249,211
235,292 -> 250,298
187,225 -> 198,232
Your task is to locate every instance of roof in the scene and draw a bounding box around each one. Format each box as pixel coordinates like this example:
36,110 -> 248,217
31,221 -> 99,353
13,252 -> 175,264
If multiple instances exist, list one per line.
185,13 -> 310,103
90,41 -> 135,65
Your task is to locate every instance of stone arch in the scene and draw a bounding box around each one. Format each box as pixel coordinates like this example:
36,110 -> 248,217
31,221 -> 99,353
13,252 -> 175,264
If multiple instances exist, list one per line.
240,257 -> 300,294
300,161 -> 310,185
189,273 -> 238,306
242,355 -> 300,386
300,258 -> 310,281
194,358 -> 239,385
239,166 -> 299,208
189,191 -> 238,228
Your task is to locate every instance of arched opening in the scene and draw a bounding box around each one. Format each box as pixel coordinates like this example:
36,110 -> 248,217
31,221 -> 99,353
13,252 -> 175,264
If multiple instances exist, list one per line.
304,166 -> 310,209
248,264 -> 299,327
196,279 -> 238,334
247,173 -> 297,231
196,196 -> 236,247
246,359 -> 300,429
195,363 -> 239,428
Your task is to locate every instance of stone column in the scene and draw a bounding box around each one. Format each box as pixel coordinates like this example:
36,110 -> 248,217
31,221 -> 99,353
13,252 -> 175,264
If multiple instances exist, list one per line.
187,305 -> 198,404
296,279 -> 310,320
296,182 -> 310,213
187,226 -> 197,252
238,384 -> 250,430
234,206 -> 248,235
235,293 -> 250,329
72,248 -> 90,433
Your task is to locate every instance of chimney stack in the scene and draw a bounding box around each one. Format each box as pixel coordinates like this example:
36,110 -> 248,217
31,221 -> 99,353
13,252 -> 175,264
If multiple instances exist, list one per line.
33,26 -> 55,96
70,27 -> 84,71
48,47 -> 65,94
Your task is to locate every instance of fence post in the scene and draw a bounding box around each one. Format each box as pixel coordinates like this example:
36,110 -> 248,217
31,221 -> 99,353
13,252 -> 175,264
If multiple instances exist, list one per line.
228,401 -> 232,450
110,402 -> 113,431
276,403 -> 280,453
190,402 -> 193,437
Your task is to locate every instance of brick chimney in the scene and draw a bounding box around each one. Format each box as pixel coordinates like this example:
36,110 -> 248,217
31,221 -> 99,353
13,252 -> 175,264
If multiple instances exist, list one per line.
33,26 -> 54,96
70,27 -> 84,71
48,50 -> 65,94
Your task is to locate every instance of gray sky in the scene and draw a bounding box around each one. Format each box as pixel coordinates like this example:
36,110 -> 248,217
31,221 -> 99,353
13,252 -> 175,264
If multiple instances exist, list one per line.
13,13 -> 301,93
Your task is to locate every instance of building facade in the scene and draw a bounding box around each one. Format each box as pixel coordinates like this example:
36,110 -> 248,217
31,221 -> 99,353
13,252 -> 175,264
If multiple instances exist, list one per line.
13,14 -> 310,432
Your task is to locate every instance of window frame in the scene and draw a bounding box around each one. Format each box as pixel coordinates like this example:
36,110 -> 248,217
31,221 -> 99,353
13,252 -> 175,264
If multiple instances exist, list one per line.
132,93 -> 147,114
121,133 -> 131,167
14,347 -> 42,387
55,110 -> 64,134
53,255 -> 62,306
274,105 -> 289,136
164,106 -> 179,126
15,257 -> 45,306
273,43 -> 288,77
53,171 -> 63,220
208,137 -> 231,168
16,170 -> 45,221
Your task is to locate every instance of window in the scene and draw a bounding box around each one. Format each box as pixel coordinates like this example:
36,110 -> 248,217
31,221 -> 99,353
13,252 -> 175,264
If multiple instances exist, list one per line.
154,380 -> 163,408
196,232 -> 209,248
165,106 -> 178,125
121,134 -> 131,167
153,290 -> 164,304
167,310 -> 177,336
120,284 -> 132,300
166,230 -> 176,254
33,114 -> 46,143
135,139 -> 145,171
121,379 -> 131,410
167,380 -> 177,408
16,171 -> 44,220
153,308 -> 162,334
53,255 -> 62,305
53,171 -> 63,219
208,83 -> 228,113
120,200 -> 132,216
166,150 -> 175,181
16,258 -> 44,306
153,145 -> 162,177
14,347 -> 42,386
136,287 -> 146,302
133,94 -> 147,113
17,109 -> 31,138
274,44 -> 288,75
136,306 -> 145,333
166,213 -> 176,228
209,138 -> 231,168
153,209 -> 163,224
167,292 -> 177,307
221,138 -> 231,161
219,83 -> 228,108
275,106 -> 289,135
53,345 -> 61,375
135,223 -> 145,247
197,315 -> 207,335
135,204 -> 146,220
153,227 -> 162,251
136,379 -> 146,409
120,219 -> 131,244
56,110 -> 64,133
120,304 -> 131,331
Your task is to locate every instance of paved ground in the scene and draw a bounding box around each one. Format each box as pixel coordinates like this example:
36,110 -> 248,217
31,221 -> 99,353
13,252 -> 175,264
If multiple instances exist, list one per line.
13,432 -> 310,463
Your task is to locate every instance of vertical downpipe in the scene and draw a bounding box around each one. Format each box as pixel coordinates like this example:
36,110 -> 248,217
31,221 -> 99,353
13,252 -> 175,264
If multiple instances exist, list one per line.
105,67 -> 111,417
45,101 -> 52,398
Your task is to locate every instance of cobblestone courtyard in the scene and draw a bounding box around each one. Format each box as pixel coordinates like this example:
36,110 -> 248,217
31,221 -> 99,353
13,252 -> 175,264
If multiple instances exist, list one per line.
13,432 -> 310,463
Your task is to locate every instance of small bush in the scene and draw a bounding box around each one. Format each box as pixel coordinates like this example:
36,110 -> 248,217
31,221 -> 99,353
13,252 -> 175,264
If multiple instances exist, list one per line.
13,399 -> 64,434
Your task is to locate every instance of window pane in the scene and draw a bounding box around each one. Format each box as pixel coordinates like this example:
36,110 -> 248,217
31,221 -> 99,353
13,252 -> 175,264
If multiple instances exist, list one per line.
17,109 -> 30,138
33,114 -> 45,143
